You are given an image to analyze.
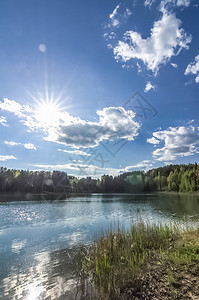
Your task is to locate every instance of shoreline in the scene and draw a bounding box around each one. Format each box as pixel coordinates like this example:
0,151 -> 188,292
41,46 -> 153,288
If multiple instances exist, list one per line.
79,223 -> 199,299
0,190 -> 199,197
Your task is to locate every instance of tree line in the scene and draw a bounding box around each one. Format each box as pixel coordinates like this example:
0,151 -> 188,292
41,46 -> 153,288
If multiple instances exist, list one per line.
0,163 -> 198,195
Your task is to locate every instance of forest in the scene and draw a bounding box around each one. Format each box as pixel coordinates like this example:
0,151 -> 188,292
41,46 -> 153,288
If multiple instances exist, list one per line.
0,163 -> 199,195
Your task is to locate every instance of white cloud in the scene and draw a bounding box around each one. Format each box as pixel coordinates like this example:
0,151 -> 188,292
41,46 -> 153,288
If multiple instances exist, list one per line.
147,136 -> 160,144
0,98 -> 31,118
144,0 -> 156,8
0,155 -> 16,161
148,126 -> 199,161
0,99 -> 140,148
0,116 -> 8,127
58,149 -> 91,156
24,143 -> 37,150
124,160 -> 153,171
109,4 -> 120,27
34,159 -> 153,178
4,140 -> 36,150
109,4 -> 132,28
185,55 -> 199,83
196,75 -> 199,83
176,0 -> 191,6
38,44 -> 47,52
34,162 -> 119,178
144,82 -> 156,93
51,107 -> 140,148
4,141 -> 21,146
171,63 -> 178,68
114,11 -> 191,74
160,0 -> 191,11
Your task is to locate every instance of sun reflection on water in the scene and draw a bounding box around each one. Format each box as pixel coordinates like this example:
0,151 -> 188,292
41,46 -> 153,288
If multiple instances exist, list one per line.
1,249 -> 79,300
25,282 -> 44,300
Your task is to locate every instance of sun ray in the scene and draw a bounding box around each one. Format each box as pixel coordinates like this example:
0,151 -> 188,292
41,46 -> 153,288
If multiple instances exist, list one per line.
34,99 -> 62,127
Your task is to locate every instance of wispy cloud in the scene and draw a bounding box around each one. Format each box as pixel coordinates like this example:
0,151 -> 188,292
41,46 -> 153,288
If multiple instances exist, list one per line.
109,4 -> 120,27
160,0 -> 191,11
4,141 -> 21,146
108,4 -> 132,28
176,0 -> 191,7
0,116 -> 8,127
123,160 -> 153,172
104,4 -> 132,45
144,0 -> 156,8
144,82 -> 156,93
0,155 -> 16,161
58,149 -> 91,156
185,54 -> 199,83
171,63 -> 178,68
34,159 -> 153,178
4,140 -> 37,150
148,125 -> 199,161
24,143 -> 37,150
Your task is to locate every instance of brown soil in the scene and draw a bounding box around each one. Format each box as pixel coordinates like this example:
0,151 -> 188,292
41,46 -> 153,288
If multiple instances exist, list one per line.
118,260 -> 199,299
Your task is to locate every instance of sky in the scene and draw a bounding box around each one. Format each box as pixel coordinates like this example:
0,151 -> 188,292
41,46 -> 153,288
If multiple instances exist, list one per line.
0,0 -> 199,178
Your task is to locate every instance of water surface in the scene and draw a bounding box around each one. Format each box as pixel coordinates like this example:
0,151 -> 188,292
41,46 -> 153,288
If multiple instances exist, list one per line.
0,193 -> 199,299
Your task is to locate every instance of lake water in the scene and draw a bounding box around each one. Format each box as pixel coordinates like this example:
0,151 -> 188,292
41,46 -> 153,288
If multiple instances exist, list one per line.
0,193 -> 199,299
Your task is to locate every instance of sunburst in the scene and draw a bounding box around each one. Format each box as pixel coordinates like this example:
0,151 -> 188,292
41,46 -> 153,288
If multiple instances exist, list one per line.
34,99 -> 62,127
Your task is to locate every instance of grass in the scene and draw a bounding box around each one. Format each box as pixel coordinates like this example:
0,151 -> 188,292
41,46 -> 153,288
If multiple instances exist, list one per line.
79,221 -> 199,299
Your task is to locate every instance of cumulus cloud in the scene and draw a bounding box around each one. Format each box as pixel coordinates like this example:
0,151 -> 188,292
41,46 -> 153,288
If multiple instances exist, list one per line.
148,126 -> 199,161
53,107 -> 140,147
0,155 -> 16,161
144,82 -> 156,93
0,116 -> 8,127
58,149 -> 91,156
4,140 -> 37,150
185,55 -> 199,83
0,98 -> 140,148
147,136 -> 160,144
113,11 -> 191,74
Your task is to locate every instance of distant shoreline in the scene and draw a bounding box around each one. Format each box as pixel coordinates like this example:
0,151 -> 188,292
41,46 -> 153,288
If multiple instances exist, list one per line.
0,190 -> 199,203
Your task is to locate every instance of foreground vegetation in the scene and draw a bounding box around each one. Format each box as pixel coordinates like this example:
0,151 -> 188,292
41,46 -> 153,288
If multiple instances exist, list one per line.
0,163 -> 199,195
79,222 -> 199,299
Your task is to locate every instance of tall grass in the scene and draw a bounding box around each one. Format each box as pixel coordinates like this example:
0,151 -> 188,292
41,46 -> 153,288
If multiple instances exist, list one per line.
80,221 -> 179,299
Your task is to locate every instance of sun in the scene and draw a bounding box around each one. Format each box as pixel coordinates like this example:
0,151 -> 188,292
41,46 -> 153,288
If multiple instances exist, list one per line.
34,99 -> 62,127
27,87 -> 69,128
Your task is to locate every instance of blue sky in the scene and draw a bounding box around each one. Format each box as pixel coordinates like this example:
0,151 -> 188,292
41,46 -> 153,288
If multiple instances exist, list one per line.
0,0 -> 199,178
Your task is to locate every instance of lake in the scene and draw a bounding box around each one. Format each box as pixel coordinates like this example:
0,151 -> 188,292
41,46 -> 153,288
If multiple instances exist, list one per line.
0,193 -> 199,299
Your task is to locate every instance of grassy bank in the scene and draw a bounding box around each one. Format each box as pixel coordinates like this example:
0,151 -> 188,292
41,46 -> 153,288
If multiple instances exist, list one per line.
79,222 -> 199,299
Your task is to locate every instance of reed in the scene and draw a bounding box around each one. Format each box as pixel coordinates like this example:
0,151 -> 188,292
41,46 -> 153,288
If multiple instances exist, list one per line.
80,220 -> 180,298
